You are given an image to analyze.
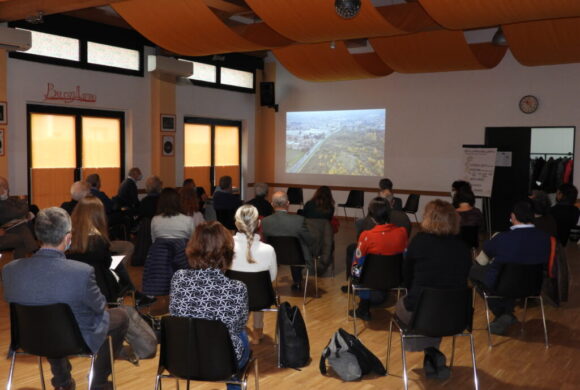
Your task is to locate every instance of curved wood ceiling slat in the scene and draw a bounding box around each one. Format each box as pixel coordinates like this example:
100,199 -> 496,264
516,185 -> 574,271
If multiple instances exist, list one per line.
504,17 -> 580,66
273,41 -> 392,82
245,0 -> 439,43
418,0 -> 580,30
113,0 -> 292,56
370,30 -> 507,73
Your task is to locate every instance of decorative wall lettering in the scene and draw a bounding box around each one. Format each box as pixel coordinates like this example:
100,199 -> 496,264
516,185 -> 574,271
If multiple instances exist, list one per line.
43,83 -> 97,103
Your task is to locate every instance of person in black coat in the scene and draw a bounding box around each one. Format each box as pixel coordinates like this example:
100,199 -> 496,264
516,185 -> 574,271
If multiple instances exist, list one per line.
117,167 -> 142,211
551,183 -> 580,246
246,182 -> 274,217
60,181 -> 91,215
139,176 -> 163,219
379,178 -> 403,211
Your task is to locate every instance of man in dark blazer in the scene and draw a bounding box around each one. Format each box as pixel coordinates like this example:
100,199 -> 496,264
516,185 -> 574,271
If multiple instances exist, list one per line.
0,176 -> 38,258
471,201 -> 550,335
117,167 -> 142,211
3,207 -> 128,390
60,181 -> 91,215
379,178 -> 403,211
262,191 -> 314,289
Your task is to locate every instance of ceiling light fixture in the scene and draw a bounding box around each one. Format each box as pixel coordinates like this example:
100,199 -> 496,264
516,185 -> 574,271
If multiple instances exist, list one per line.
492,27 -> 508,46
335,0 -> 361,19
330,40 -> 336,49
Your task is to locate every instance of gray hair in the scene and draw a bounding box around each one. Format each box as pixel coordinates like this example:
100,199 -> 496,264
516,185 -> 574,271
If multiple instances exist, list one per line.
145,176 -> 163,194
235,205 -> 259,264
35,207 -> 71,246
70,181 -> 90,201
254,182 -> 269,197
271,191 -> 288,208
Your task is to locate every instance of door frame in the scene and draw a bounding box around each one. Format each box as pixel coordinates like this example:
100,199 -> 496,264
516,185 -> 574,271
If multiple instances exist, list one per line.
183,116 -> 242,193
26,104 -> 126,205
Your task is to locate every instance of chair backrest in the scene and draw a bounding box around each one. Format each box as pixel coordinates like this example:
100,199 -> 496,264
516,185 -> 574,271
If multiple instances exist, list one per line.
226,270 -> 277,311
359,254 -> 404,290
459,225 -> 480,249
10,303 -> 92,358
403,194 -> 420,213
287,187 -> 304,205
495,263 -> 544,298
266,236 -> 306,266
346,190 -> 365,208
159,316 -> 238,381
215,209 -> 236,230
409,287 -> 473,337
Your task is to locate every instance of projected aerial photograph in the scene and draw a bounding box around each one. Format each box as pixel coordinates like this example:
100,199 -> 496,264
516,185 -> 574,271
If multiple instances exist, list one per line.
286,109 -> 385,176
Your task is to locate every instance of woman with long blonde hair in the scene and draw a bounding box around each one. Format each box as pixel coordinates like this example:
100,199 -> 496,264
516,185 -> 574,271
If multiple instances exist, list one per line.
230,205 -> 277,344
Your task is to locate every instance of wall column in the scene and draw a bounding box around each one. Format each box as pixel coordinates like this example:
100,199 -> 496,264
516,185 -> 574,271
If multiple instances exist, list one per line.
150,73 -> 176,187
254,61 -> 276,183
0,50 -> 7,179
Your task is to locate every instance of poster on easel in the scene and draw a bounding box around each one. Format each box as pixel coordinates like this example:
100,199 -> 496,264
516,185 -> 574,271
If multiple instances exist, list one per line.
462,146 -> 497,197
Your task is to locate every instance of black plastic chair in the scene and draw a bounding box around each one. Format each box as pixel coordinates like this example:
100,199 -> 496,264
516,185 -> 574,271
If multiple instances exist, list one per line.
402,194 -> 420,223
346,254 -> 406,336
338,190 -> 365,219
479,262 -> 548,348
266,236 -> 318,305
387,288 -> 478,390
287,187 -> 304,207
7,303 -> 116,390
156,316 -> 258,390
215,208 -> 237,230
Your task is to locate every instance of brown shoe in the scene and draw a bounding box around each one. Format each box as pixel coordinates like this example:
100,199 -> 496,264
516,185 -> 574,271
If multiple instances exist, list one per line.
251,328 -> 264,345
54,379 -> 75,390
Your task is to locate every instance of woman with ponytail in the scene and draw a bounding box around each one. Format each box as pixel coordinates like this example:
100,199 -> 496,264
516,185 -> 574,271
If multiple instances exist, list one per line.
230,205 -> 277,344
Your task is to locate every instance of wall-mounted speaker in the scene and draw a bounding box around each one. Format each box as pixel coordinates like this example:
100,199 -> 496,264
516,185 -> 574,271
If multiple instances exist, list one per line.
260,82 -> 275,107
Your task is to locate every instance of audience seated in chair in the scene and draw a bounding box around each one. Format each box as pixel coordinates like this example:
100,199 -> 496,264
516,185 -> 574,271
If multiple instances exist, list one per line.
349,197 -> 408,321
453,184 -> 483,249
3,207 -> 129,390
182,178 -> 208,211
230,205 -> 277,344
0,176 -> 38,259
246,182 -> 274,217
116,167 -> 142,213
470,201 -> 551,335
530,190 -> 558,237
138,176 -> 163,220
262,191 -> 314,290
179,184 -> 205,225
379,178 -> 403,211
170,221 -> 250,390
550,183 -> 580,246
60,181 -> 91,215
395,199 -> 472,380
303,186 -> 335,221
151,188 -> 200,243
86,174 -> 114,215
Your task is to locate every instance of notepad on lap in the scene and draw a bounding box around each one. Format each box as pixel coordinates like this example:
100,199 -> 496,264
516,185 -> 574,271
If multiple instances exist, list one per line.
110,256 -> 125,270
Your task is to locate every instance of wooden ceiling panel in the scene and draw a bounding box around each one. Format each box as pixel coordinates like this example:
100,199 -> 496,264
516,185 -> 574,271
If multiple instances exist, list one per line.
370,30 -> 507,73
245,0 -> 439,43
273,41 -> 392,82
418,0 -> 580,30
113,0 -> 291,56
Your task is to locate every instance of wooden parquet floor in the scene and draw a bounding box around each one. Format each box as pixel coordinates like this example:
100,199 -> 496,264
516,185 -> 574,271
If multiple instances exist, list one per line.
1,222 -> 580,390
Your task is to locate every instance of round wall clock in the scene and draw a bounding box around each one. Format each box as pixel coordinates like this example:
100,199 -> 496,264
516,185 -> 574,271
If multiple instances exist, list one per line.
519,95 -> 539,114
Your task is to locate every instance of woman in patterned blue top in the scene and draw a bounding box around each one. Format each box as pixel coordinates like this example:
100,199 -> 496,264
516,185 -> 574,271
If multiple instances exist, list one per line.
170,221 -> 249,389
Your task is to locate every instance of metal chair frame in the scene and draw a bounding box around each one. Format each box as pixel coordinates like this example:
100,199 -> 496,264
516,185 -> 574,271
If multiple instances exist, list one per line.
338,190 -> 365,220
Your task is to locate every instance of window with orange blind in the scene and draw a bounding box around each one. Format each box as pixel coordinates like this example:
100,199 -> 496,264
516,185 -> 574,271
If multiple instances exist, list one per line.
184,118 -> 241,195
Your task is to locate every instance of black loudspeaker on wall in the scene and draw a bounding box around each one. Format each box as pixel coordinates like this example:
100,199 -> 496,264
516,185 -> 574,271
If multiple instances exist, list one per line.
260,82 -> 278,111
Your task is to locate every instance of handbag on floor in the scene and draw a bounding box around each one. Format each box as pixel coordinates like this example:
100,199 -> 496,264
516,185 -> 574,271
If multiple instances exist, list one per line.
320,328 -> 386,381
278,302 -> 310,368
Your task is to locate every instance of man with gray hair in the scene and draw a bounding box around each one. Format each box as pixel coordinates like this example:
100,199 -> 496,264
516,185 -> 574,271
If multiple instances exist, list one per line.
60,181 -> 91,215
262,191 -> 314,290
246,182 -> 274,217
3,207 -> 129,390
0,176 -> 38,258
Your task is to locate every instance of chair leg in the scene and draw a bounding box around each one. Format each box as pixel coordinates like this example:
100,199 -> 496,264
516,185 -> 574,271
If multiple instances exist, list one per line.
277,325 -> 281,368
108,336 -> 116,390
386,319 -> 394,373
413,213 -> 418,224
352,287 -> 358,337
6,351 -> 16,390
522,297 -> 529,332
186,380 -> 190,390
538,296 -> 549,348
314,258 -> 318,298
87,355 -> 96,390
154,375 -> 161,390
346,280 -> 352,320
254,358 -> 260,390
343,207 -> 347,219
469,334 -> 479,390
303,268 -> 309,306
38,356 -> 46,390
401,335 -> 409,390
450,335 -> 456,368
175,378 -> 178,390
483,295 -> 493,348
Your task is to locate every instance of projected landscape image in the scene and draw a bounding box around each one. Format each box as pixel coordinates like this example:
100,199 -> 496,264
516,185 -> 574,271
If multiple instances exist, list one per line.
286,109 -> 385,176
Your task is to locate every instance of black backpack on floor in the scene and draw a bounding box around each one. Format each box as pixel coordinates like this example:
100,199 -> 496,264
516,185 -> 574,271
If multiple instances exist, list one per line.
278,302 -> 310,368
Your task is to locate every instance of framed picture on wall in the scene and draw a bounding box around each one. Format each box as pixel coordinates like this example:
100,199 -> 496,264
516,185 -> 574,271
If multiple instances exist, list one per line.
161,114 -> 175,131
0,129 -> 4,156
0,102 -> 7,125
162,135 -> 174,156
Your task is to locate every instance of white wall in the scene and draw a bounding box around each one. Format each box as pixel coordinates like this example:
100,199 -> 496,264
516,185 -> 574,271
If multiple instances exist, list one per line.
272,51 -> 580,216
7,51 -> 152,195
175,82 -> 256,198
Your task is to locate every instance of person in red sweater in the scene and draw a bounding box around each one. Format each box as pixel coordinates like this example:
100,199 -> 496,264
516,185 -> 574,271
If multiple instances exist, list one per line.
350,197 -> 408,320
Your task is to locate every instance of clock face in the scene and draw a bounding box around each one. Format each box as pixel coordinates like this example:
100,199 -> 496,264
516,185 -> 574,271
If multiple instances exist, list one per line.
519,95 -> 539,114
